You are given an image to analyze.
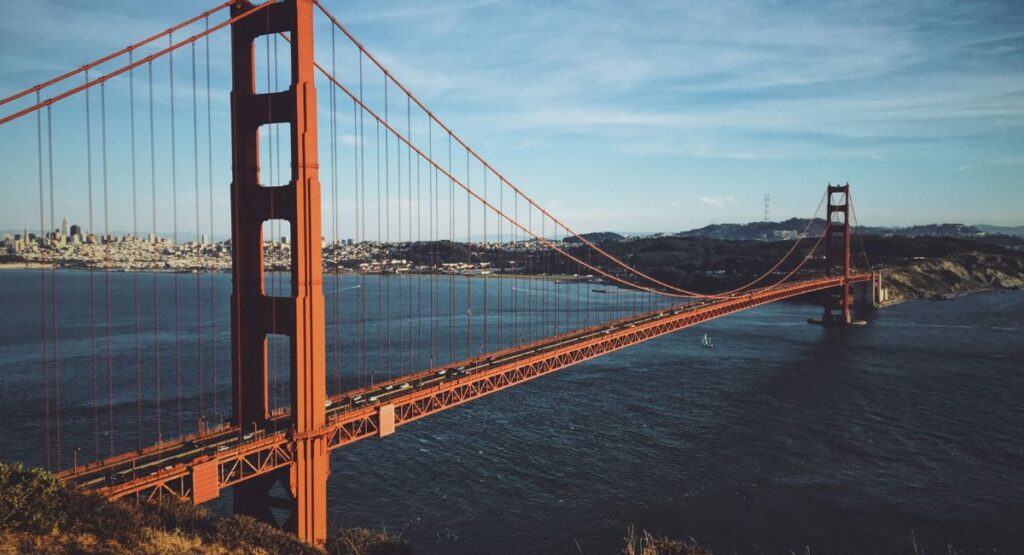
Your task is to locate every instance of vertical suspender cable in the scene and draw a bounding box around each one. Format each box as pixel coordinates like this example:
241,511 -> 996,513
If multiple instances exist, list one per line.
395,84 -> 403,377
85,72 -> 99,460
192,42 -> 204,430
466,149 -> 471,357
428,119 -> 436,368
482,166 -> 488,353
130,52 -> 142,449
394,81 -> 403,377
403,97 -> 411,374
358,52 -> 367,384
330,24 -> 340,394
406,95 -> 413,372
448,132 -> 454,362
101,83 -> 114,457
553,222 -> 559,334
385,78 -> 392,379
376,118 -> 382,381
47,106 -> 62,469
531,208 -> 536,338
170,33 -> 182,439
352,97 -> 362,384
148,61 -> 162,444
512,193 -> 518,344
416,107 -> 423,371
497,177 -> 503,350
541,215 -> 547,335
37,92 -> 51,470
205,16 -> 218,423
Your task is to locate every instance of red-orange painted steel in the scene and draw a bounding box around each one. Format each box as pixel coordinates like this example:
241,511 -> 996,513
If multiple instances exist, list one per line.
192,460 -> 220,504
0,2 -> 274,127
68,275 -> 871,510
824,184 -> 853,324
0,2 -> 232,109
228,0 -> 327,544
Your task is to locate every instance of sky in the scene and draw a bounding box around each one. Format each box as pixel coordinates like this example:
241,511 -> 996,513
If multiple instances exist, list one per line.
0,0 -> 1022,239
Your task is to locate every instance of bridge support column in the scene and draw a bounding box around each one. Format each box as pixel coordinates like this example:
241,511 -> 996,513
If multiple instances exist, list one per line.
229,0 -> 327,545
822,183 -> 852,325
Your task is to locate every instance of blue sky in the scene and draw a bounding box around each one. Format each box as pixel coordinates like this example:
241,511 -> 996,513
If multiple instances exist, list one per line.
0,0 -> 1022,238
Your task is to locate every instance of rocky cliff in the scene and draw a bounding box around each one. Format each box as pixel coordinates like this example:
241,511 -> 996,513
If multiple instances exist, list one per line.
880,253 -> 1024,303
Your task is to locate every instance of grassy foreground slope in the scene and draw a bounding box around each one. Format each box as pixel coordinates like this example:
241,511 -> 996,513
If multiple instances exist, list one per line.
0,463 -> 409,555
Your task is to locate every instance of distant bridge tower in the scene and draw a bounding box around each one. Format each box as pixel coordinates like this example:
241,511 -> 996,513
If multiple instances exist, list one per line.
822,183 -> 852,324
229,0 -> 328,545
764,194 -> 770,222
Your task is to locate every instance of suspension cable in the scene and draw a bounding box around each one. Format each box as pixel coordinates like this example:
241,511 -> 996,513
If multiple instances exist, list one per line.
311,1 -> 710,298
0,2 -> 231,109
314,66 -> 707,299
0,1 -> 273,127
305,48 -> 827,301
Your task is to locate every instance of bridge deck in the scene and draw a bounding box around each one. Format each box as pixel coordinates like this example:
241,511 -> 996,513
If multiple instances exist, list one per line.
59,275 -> 871,503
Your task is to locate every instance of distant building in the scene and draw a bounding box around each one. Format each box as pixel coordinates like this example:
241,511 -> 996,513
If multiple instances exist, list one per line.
61,217 -> 69,238
70,224 -> 82,237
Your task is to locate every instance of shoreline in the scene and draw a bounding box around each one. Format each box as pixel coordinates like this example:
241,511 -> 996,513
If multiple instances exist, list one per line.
0,262 -> 49,270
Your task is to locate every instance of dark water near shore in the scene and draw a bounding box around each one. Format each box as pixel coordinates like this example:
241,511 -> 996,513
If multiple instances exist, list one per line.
1,270 -> 1022,553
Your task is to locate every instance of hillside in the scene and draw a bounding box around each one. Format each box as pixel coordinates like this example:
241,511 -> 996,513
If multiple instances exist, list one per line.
674,220 -> 1021,243
564,234 -> 1024,300
564,231 -> 626,244
0,463 -> 409,555
977,224 -> 1024,237
879,253 -> 1024,303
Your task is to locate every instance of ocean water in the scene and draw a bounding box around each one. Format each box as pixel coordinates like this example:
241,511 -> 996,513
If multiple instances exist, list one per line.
0,269 -> 1021,553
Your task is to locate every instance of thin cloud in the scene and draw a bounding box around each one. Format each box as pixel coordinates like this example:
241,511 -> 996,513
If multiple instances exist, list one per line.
699,196 -> 737,209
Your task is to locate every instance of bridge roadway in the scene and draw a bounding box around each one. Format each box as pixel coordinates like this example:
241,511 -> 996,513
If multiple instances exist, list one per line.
59,274 -> 871,503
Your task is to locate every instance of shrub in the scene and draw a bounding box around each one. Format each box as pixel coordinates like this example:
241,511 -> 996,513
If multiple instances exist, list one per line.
0,463 -> 67,534
142,497 -> 215,537
211,514 -> 322,555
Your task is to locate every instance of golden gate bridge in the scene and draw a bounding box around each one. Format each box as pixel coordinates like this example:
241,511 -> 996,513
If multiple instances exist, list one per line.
0,0 -> 876,545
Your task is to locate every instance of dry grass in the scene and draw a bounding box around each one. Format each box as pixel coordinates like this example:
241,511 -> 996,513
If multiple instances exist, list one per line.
325,527 -> 412,555
622,525 -> 713,555
0,463 -> 408,555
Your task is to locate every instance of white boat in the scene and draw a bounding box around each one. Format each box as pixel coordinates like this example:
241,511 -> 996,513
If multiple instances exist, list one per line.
701,333 -> 714,349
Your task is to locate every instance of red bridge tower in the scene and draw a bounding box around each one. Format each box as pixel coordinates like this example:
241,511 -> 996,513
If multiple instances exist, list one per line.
822,183 -> 852,324
229,0 -> 328,544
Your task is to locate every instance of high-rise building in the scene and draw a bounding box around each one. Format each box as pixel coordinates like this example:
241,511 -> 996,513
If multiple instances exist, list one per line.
61,216 -> 69,238
70,224 -> 82,237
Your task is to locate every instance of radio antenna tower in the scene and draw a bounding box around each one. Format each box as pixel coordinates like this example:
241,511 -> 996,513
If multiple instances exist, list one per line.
764,194 -> 771,221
